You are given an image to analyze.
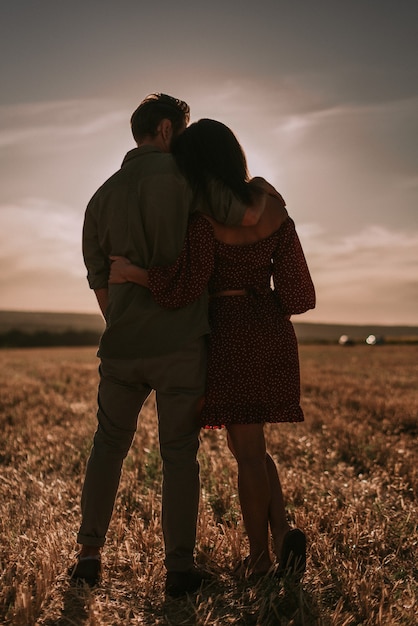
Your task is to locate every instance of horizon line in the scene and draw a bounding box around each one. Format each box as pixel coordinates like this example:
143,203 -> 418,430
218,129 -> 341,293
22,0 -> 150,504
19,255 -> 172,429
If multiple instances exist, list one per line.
0,309 -> 417,330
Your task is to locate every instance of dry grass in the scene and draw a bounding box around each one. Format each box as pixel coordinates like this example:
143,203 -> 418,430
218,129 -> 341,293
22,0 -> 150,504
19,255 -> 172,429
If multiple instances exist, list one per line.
0,344 -> 417,625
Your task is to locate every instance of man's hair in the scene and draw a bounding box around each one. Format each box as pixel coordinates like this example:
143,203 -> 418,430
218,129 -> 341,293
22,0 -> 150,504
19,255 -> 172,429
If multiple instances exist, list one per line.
130,93 -> 190,143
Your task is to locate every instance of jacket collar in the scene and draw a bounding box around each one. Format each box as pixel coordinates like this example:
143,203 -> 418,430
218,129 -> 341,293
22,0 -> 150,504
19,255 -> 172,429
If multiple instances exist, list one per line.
122,145 -> 163,166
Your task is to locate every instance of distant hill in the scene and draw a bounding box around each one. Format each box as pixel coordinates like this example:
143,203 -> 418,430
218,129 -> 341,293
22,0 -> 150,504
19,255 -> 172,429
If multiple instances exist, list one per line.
0,310 -> 417,347
292,321 -> 418,343
0,310 -> 105,334
0,311 -> 105,348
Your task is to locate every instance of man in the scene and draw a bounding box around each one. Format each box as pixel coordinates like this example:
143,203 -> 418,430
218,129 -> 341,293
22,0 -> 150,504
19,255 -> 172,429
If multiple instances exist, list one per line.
72,93 -> 265,596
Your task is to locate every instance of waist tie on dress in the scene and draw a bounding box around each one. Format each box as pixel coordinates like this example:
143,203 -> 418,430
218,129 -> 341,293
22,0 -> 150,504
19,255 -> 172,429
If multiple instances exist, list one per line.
210,287 -> 289,320
210,289 -> 248,297
210,287 -> 273,298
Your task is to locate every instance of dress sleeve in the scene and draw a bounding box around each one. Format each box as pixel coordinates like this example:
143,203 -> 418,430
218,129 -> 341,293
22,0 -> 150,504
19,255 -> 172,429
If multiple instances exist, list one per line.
272,217 -> 316,315
148,214 -> 215,309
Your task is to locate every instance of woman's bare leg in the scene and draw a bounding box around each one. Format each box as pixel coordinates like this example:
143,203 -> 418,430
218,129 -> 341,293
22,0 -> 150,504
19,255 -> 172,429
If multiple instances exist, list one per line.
226,424 -> 273,573
265,453 -> 291,560
227,430 -> 291,564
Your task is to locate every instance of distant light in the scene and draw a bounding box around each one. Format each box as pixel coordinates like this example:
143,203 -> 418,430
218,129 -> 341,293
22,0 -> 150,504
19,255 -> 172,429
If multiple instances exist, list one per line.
338,334 -> 354,346
366,334 -> 384,345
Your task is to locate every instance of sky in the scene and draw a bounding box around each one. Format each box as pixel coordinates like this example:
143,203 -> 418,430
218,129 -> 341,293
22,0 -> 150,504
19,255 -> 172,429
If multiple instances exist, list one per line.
0,1 -> 417,326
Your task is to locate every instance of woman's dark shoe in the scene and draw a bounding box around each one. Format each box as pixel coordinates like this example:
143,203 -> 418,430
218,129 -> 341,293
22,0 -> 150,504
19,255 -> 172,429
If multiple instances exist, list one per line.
277,529 -> 306,581
68,555 -> 101,587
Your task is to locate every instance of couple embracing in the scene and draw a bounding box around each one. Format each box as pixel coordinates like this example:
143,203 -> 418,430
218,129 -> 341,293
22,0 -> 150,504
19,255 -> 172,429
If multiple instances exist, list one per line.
70,93 -> 315,597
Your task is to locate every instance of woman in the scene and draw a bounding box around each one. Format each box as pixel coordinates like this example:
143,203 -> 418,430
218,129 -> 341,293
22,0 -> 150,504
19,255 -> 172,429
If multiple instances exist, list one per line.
109,119 -> 315,579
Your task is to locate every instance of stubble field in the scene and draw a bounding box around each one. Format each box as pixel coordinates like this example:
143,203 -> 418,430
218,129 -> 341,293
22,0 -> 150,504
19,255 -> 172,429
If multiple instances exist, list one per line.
0,344 -> 417,625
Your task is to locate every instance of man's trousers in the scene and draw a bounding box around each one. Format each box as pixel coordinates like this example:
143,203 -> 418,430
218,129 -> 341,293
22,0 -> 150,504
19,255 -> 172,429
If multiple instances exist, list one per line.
77,337 -> 206,572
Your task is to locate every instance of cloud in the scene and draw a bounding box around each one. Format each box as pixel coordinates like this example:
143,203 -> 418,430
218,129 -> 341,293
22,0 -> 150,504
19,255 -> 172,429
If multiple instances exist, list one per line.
310,227 -> 418,288
0,99 -> 133,210
0,197 -> 95,313
1,197 -> 416,324
0,198 -> 84,273
301,223 -> 418,325
0,88 -> 417,323
0,99 -> 128,150
256,94 -> 418,236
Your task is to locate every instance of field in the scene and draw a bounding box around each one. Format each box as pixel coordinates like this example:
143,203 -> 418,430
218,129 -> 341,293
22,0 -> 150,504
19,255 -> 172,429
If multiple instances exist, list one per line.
0,345 -> 417,625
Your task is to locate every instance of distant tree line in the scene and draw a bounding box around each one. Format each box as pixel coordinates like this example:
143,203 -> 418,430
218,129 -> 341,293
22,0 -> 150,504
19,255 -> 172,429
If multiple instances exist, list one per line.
0,328 -> 416,349
0,329 -> 101,348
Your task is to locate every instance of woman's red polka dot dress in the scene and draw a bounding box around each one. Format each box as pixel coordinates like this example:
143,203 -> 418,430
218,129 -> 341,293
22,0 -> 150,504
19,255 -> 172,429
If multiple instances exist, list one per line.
149,214 -> 315,428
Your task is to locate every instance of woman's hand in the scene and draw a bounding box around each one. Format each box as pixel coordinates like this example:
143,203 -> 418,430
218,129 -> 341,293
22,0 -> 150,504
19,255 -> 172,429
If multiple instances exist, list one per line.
109,256 -> 132,284
109,256 -> 149,287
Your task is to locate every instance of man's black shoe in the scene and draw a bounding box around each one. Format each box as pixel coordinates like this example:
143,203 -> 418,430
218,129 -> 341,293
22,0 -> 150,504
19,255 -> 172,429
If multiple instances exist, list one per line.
165,566 -> 210,597
68,556 -> 101,587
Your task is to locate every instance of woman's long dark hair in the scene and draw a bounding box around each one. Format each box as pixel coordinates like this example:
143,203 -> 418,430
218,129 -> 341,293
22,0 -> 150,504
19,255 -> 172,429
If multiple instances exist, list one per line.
172,119 -> 260,205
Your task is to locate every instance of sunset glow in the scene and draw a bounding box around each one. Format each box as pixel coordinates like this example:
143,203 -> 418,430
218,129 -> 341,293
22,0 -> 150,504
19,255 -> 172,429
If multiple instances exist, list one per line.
1,1 -> 417,325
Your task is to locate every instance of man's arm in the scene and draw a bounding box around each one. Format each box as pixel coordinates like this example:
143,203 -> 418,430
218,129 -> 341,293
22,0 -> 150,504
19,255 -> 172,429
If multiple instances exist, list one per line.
241,191 -> 266,226
83,198 -> 111,320
201,177 -> 284,227
94,288 -> 109,319
242,177 -> 286,225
